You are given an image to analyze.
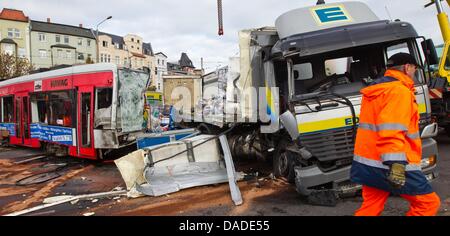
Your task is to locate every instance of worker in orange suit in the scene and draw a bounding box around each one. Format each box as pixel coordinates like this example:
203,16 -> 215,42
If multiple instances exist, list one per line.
351,53 -> 441,216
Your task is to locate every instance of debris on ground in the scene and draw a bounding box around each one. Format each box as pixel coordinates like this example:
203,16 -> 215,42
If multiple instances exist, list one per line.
83,212 -> 95,216
14,155 -> 47,165
4,190 -> 126,216
115,134 -> 244,205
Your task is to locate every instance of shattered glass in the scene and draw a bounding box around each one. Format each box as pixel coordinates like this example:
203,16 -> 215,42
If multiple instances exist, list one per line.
117,69 -> 150,133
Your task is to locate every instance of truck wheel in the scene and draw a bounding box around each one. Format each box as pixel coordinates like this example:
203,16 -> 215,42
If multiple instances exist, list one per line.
273,141 -> 296,183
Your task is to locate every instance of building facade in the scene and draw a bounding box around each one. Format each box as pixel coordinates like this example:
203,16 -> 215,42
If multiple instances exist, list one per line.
154,52 -> 168,92
0,8 -> 30,60
98,33 -> 155,77
168,52 -> 198,75
30,19 -> 97,69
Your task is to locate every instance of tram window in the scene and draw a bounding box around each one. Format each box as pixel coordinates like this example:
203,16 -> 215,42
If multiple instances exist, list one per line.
2,97 -> 14,123
30,93 -> 48,123
47,91 -> 73,127
81,93 -> 91,147
97,88 -> 113,109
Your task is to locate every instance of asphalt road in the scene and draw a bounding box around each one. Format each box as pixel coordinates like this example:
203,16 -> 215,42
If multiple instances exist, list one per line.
1,134 -> 449,216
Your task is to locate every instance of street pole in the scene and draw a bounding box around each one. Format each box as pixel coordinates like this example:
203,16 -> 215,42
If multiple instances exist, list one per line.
95,16 -> 112,63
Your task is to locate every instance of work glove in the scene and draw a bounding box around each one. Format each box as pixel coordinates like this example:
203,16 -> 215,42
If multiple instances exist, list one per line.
387,163 -> 406,189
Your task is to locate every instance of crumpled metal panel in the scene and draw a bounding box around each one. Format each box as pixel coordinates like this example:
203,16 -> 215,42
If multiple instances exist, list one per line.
118,70 -> 149,133
136,162 -> 236,197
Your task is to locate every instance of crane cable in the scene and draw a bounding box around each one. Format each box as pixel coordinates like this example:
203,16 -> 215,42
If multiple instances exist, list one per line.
218,0 -> 224,35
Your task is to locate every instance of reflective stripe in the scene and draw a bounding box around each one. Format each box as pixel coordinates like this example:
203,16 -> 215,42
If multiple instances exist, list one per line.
353,155 -> 422,171
354,155 -> 389,170
358,123 -> 408,132
406,132 -> 420,140
358,123 -> 377,131
378,123 -> 408,132
381,153 -> 407,162
405,164 -> 422,171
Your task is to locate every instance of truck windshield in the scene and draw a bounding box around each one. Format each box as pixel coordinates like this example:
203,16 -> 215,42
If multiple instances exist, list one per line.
290,40 -> 424,97
117,69 -> 149,133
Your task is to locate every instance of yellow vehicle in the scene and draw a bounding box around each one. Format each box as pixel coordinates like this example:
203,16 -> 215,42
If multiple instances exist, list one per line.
426,0 -> 450,133
145,91 -> 163,107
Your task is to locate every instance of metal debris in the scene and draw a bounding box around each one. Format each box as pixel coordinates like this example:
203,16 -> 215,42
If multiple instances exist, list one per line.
4,190 -> 126,216
14,155 -> 47,164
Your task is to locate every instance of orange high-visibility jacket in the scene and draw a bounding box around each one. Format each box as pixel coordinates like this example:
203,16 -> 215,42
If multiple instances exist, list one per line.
351,69 -> 433,195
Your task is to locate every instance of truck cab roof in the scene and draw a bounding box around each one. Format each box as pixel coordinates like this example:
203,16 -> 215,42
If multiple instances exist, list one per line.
272,20 -> 418,58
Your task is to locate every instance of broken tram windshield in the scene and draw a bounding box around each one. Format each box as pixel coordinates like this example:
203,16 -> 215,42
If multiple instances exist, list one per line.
117,69 -> 149,133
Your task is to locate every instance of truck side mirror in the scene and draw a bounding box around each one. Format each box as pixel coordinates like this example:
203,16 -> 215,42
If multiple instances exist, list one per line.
280,111 -> 300,140
422,39 -> 439,66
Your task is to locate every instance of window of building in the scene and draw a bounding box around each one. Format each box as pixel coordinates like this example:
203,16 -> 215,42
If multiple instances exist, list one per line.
78,53 -> 84,61
7,28 -> 14,38
115,44 -> 120,49
131,46 -> 134,49
39,49 -> 47,59
103,41 -> 108,47
137,47 -> 140,50
137,39 -> 140,43
87,39 -> 91,47
14,29 -> 20,38
2,96 -> 14,123
131,38 -> 134,42
158,83 -> 161,91
7,28 -> 20,38
18,48 -> 26,58
124,58 -> 128,66
56,35 -> 61,43
38,33 -> 46,42
107,54 -> 111,63
64,36 -> 69,44
66,50 -> 72,59
57,49 -> 64,58
158,59 -> 160,65
115,56 -> 120,65
78,38 -> 83,46
2,44 -> 14,56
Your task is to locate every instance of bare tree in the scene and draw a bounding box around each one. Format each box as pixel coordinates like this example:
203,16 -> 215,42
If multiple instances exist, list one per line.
0,53 -> 34,81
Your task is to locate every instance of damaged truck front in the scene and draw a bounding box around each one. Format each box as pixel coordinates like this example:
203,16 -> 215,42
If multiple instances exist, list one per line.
174,1 -> 439,202
194,1 -> 440,202
267,2 -> 439,199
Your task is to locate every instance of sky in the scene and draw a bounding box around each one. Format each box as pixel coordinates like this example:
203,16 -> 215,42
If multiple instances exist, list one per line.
1,0 -> 449,72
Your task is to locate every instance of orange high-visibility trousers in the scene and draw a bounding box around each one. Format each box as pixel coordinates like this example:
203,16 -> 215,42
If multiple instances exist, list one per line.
355,186 -> 441,216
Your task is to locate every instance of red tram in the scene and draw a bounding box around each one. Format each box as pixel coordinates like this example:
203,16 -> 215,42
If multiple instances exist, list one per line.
0,64 -> 150,159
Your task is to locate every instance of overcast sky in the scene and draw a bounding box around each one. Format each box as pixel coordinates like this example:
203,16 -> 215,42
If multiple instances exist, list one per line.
1,0 -> 448,72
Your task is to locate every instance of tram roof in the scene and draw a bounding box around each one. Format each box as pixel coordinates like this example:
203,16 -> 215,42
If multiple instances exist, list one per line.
0,63 -> 118,88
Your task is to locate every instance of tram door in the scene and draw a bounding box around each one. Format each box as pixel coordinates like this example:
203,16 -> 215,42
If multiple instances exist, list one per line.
77,87 -> 96,158
15,93 -> 32,146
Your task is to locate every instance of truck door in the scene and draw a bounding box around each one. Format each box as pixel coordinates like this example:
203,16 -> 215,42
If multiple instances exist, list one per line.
77,87 -> 96,158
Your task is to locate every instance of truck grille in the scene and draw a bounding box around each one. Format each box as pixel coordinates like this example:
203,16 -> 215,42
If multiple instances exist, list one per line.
299,127 -> 355,163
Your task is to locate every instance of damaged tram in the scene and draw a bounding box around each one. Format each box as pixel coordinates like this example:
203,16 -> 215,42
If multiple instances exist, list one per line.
0,64 -> 150,159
